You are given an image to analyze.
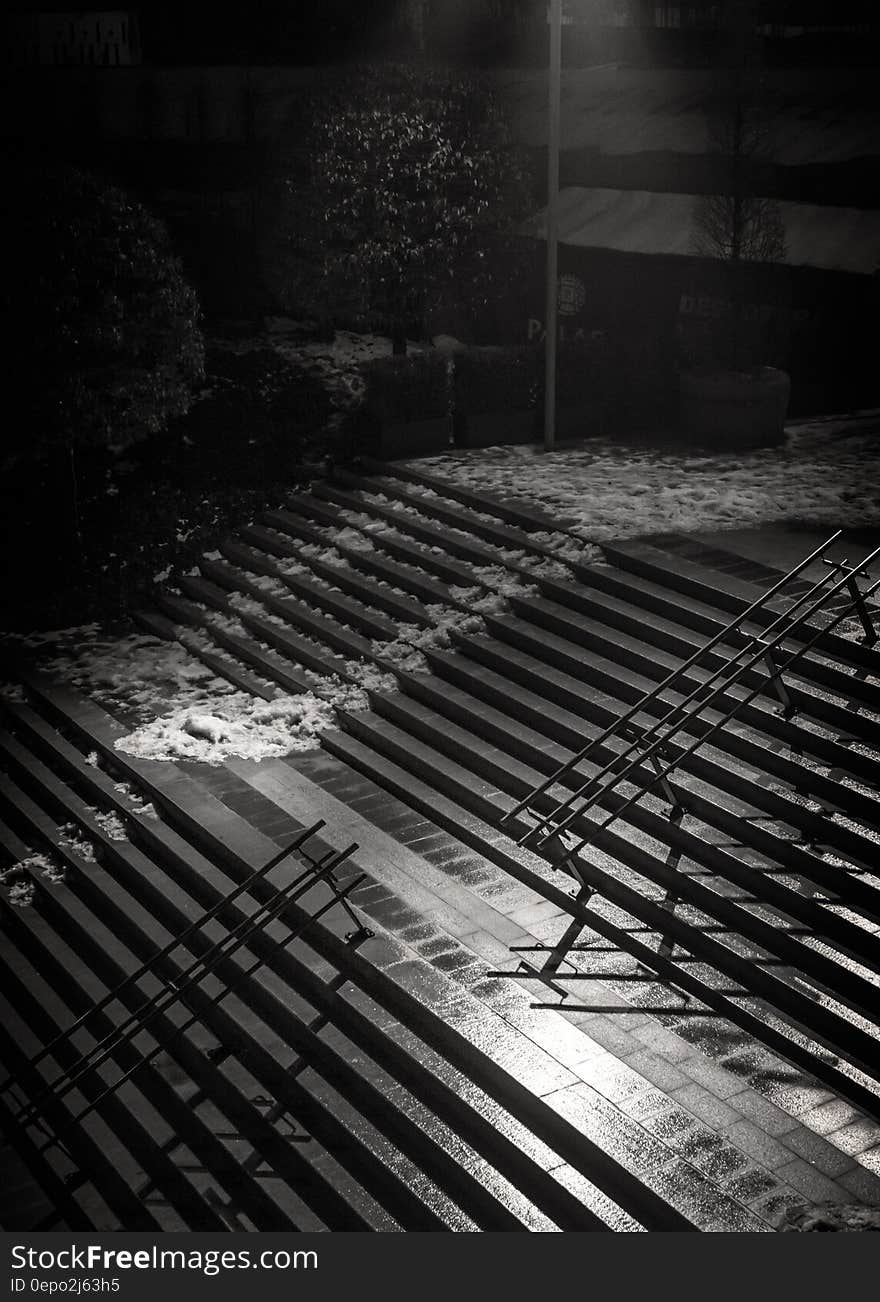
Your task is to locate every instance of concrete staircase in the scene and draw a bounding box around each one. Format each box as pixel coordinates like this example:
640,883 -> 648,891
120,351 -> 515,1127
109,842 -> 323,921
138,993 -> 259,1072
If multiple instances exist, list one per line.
3,458 -> 880,1230
2,679 -> 711,1232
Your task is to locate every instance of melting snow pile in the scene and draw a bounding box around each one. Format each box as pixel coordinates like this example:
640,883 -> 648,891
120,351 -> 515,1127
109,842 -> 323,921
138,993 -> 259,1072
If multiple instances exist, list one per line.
17,630 -> 229,725
115,679 -> 372,766
1,626 -> 373,765
1,851 -> 66,909
409,416 -> 880,541
370,607 -> 488,675
57,823 -> 98,862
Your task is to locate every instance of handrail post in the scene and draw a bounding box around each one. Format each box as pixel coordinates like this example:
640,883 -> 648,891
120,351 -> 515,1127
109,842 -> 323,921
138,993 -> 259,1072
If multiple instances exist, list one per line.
846,575 -> 877,645
502,530 -> 843,828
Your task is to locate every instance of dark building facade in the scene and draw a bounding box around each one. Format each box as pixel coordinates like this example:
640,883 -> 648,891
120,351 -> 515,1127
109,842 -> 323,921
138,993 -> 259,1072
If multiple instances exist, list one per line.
6,8 -> 141,66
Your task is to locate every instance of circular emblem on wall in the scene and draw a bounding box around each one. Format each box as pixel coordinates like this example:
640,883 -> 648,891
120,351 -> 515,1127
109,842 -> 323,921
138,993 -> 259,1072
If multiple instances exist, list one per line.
557,273 -> 586,317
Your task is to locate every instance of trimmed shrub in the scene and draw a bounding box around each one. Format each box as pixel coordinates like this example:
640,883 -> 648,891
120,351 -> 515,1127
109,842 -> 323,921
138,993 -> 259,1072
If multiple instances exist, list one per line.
363,351 -> 451,424
1,342 -> 332,632
453,345 -> 540,415
262,64 -> 533,348
167,346 -> 331,484
2,163 -> 204,470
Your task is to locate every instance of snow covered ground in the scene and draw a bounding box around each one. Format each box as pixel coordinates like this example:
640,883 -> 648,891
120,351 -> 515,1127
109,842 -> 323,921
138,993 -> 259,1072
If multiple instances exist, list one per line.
2,626 -> 375,766
0,539 -> 542,765
219,320 -> 424,422
409,412 -> 880,544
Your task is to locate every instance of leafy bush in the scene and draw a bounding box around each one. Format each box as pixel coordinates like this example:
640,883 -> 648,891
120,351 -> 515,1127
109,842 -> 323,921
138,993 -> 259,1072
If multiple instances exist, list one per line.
363,352 -> 451,424
168,346 -> 331,483
2,163 -> 204,469
1,342 -> 332,632
263,63 -> 533,349
453,346 -> 540,415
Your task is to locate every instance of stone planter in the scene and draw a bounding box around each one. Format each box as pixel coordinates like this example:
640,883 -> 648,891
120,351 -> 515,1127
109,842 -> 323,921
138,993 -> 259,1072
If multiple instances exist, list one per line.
679,367 -> 790,449
373,414 -> 453,460
457,409 -> 537,449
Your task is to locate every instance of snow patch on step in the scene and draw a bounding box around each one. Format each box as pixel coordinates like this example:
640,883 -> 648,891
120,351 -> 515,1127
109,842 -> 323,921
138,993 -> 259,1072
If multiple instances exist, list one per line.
115,680 -> 371,766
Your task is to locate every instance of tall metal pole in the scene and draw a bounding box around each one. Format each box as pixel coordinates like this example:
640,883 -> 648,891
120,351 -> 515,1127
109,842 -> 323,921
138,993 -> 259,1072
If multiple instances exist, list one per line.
543,0 -> 562,452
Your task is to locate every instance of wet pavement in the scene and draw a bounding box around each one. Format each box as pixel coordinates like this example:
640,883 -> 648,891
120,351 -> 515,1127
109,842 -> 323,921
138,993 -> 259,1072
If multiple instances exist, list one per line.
186,746 -> 880,1230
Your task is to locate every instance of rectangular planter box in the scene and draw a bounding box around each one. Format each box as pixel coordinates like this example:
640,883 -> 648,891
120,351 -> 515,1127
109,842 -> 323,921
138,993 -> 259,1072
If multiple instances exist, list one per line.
679,369 -> 790,449
375,414 -> 453,460
457,409 -> 537,449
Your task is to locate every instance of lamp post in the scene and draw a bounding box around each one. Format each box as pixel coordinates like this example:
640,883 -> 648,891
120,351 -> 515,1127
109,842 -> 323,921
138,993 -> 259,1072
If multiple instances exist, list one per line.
543,0 -> 562,452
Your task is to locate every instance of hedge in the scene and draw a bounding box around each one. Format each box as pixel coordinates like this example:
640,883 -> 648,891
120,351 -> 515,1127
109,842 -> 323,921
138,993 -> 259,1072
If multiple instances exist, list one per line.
453,345 -> 541,415
362,351 -> 450,423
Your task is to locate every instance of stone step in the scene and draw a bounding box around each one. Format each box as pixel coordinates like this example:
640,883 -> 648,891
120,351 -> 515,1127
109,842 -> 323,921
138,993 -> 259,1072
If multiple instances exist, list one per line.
334,467 -> 576,562
604,539 -> 880,679
365,687 -> 880,1016
218,540 -> 402,643
475,613 -> 880,790
392,665 -> 880,966
134,608 -> 277,701
0,736 -> 565,1229
506,592 -> 880,747
242,525 -> 433,627
568,555 -> 880,704
2,866 -> 305,1231
308,482 -> 508,572
448,628 -> 880,834
0,873 -> 223,1230
322,721 -> 880,1123
0,759 -> 462,1228
264,511 -> 458,607
532,568 -> 880,719
18,862 -> 400,1229
153,589 -> 314,697
9,465 -> 880,1230
199,557 -> 374,667
287,492 -> 491,590
497,593 -> 880,847
421,645 -> 880,909
1,682 -> 692,1229
0,974 -> 172,1231
360,458 -> 572,533
330,709 -> 880,1102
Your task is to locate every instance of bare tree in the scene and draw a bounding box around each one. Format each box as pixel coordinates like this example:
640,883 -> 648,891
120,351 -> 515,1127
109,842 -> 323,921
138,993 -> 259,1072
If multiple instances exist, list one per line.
692,4 -> 786,370
693,73 -> 786,267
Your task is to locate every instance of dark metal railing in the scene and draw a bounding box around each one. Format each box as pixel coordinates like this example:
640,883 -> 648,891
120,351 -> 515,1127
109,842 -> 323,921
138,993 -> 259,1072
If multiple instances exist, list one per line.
1,822 -> 324,1094
505,533 -> 879,860
5,821 -> 369,1138
489,534 -> 880,1037
543,565 -> 880,862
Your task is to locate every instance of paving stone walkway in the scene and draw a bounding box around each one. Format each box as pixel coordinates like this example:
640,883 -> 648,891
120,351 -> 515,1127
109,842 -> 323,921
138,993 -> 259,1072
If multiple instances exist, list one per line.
179,743 -> 880,1229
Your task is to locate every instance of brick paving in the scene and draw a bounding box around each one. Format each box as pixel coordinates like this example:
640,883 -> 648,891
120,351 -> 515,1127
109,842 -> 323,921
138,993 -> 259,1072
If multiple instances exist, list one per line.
179,745 -> 880,1228
5,668 -> 879,1230
8,466 -> 880,1228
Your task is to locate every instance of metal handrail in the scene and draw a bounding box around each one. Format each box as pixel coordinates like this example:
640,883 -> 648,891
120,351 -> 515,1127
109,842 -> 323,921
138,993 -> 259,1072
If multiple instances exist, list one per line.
15,841 -> 357,1130
53,859 -> 367,1136
501,529 -> 842,826
525,555 -> 854,847
548,571 -> 880,859
0,822 -> 325,1091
